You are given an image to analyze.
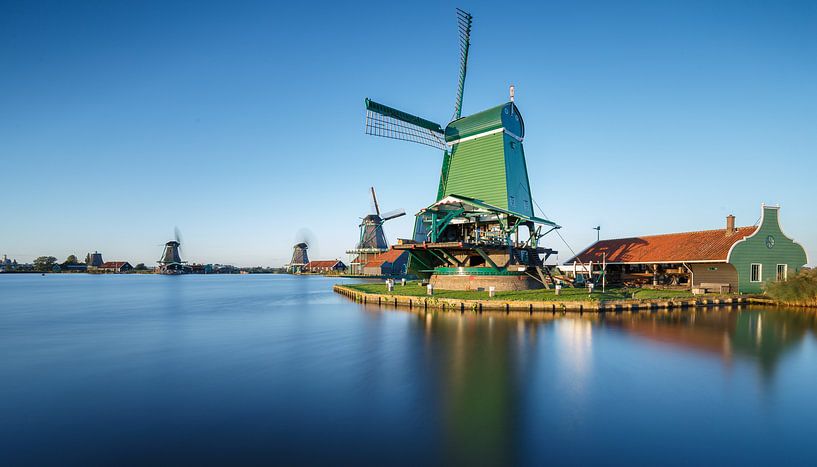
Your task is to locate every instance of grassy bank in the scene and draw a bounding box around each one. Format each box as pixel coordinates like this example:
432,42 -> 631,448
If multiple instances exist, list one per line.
345,282 -> 704,302
766,268 -> 817,307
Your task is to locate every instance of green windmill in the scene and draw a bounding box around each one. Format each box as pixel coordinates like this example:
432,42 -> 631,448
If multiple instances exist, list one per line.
364,8 -> 560,290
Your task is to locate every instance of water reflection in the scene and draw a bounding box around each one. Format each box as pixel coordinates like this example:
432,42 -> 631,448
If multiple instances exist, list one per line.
362,304 -> 817,465
4,274 -> 816,466
599,308 -> 817,378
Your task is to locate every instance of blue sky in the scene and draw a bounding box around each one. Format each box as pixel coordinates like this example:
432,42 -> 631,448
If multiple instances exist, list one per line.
1,0 -> 815,267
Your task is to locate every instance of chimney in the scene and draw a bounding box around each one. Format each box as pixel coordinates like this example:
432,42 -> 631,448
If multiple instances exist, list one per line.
726,214 -> 736,234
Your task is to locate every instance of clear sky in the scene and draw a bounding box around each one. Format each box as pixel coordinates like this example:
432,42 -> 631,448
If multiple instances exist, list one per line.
1,0 -> 815,267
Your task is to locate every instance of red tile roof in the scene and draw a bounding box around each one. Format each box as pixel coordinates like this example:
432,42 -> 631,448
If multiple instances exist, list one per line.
305,260 -> 343,269
100,261 -> 131,269
568,226 -> 757,264
371,249 -> 406,263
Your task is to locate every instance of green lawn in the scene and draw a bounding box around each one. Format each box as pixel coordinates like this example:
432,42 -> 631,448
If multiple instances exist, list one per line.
343,282 -> 707,302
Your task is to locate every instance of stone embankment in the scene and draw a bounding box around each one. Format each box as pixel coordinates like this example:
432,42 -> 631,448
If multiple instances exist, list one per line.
333,285 -> 773,313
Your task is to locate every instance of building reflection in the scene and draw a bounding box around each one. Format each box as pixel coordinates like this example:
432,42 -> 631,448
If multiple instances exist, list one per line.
599,308 -> 817,378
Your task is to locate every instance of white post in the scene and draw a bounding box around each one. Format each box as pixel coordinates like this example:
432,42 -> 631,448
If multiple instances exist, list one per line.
555,283 -> 562,296
387,280 -> 394,292
602,252 -> 606,293
489,286 -> 495,297
427,284 -> 434,296
588,282 -> 594,294
401,278 -> 406,286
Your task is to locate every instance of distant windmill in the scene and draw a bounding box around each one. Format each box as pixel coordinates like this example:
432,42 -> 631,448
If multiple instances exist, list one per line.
158,227 -> 188,275
287,242 -> 309,273
358,187 -> 405,250
346,187 -> 405,274
286,228 -> 316,274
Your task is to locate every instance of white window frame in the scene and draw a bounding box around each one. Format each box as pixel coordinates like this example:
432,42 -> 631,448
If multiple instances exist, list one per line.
776,264 -> 788,281
750,263 -> 762,283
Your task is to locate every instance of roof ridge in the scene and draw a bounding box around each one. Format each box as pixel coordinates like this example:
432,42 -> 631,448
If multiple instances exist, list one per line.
597,225 -> 756,241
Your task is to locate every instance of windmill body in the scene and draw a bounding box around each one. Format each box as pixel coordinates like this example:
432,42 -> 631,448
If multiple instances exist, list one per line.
158,236 -> 189,275
363,9 -> 559,290
286,242 -> 309,273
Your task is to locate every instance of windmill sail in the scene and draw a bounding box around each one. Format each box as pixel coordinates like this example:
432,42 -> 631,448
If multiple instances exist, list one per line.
370,187 -> 380,216
364,99 -> 446,150
381,209 -> 406,221
453,8 -> 473,120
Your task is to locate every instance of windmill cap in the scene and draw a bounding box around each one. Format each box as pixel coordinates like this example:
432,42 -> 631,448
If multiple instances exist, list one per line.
445,102 -> 524,143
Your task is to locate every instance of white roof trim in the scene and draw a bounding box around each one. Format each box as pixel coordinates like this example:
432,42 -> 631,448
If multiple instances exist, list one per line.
446,127 -> 504,146
725,204 -> 766,263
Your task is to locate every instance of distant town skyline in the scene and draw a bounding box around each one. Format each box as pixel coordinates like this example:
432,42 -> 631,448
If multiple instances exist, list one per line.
2,0 -> 815,267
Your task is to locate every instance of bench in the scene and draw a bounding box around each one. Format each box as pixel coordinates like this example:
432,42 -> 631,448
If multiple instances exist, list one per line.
693,283 -> 731,295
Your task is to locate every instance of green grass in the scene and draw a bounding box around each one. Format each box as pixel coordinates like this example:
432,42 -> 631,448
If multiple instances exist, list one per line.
343,282 -> 706,302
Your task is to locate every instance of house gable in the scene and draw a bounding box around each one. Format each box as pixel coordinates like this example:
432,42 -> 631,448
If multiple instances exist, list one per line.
727,206 -> 808,293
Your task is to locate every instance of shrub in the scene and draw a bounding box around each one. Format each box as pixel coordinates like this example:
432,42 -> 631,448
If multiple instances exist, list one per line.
765,268 -> 817,306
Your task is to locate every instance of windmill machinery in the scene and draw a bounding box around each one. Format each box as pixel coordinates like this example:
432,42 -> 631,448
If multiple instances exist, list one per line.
346,187 -> 405,275
362,8 -> 560,290
158,227 -> 189,275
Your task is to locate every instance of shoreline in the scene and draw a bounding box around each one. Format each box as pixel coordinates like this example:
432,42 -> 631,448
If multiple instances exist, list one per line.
333,284 -> 779,312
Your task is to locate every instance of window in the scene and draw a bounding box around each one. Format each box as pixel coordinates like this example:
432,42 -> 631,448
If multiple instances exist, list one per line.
777,264 -> 788,281
750,264 -> 762,282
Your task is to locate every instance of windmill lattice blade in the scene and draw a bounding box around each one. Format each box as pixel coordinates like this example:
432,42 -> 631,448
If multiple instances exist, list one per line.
364,98 -> 446,150
453,8 -> 473,120
381,209 -> 406,221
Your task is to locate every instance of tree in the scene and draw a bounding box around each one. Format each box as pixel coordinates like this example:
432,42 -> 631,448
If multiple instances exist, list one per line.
134,263 -> 147,271
63,255 -> 78,265
85,253 -> 91,265
33,256 -> 57,272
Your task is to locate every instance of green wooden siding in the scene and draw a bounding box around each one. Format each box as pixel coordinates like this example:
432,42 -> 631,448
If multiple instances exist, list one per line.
437,102 -> 534,218
727,207 -> 807,293
442,132 -> 508,209
503,134 -> 534,218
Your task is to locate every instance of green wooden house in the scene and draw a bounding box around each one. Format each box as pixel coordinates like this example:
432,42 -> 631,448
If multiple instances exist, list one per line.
727,205 -> 808,293
569,205 -> 808,294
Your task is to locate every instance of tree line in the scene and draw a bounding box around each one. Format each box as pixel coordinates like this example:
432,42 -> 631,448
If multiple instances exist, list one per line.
31,255 -> 148,272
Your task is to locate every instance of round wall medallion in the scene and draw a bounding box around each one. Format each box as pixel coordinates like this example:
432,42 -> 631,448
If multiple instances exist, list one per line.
766,235 -> 775,249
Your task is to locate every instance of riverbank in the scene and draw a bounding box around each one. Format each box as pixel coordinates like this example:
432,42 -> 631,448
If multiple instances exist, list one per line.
334,283 -> 774,312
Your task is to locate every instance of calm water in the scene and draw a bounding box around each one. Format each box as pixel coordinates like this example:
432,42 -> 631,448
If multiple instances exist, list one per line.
1,274 -> 817,466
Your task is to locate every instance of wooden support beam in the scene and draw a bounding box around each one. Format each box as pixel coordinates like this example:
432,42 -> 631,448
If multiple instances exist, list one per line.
475,248 -> 500,270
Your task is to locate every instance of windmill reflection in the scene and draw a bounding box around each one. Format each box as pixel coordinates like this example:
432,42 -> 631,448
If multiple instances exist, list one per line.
418,311 -> 531,466
363,304 -> 817,465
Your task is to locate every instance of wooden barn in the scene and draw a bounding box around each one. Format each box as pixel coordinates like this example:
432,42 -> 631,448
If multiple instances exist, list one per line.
567,205 -> 808,294
98,261 -> 133,273
303,260 -> 346,274
361,249 -> 409,277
